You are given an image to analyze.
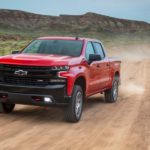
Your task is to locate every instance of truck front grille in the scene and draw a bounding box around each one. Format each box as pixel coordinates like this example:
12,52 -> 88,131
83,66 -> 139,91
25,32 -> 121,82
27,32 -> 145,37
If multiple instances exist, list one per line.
0,64 -> 57,86
4,76 -> 50,86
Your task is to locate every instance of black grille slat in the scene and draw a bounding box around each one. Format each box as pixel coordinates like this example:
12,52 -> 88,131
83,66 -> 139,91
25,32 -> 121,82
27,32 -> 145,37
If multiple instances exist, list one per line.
2,64 -> 51,70
4,76 -> 49,86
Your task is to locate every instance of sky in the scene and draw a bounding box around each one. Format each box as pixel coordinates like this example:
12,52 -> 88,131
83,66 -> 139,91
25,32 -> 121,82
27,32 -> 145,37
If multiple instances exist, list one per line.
0,0 -> 150,23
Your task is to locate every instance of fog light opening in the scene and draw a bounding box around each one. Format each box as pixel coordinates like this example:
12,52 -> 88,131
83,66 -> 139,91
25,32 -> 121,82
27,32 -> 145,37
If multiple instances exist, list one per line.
44,97 -> 53,103
32,96 -> 42,101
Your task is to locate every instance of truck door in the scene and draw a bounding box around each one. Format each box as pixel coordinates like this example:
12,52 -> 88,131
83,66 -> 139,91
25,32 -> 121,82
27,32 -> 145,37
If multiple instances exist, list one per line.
85,42 -> 100,94
92,42 -> 110,90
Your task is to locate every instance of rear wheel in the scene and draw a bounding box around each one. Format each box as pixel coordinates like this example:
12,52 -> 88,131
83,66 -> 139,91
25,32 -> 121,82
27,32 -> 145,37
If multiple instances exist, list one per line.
64,85 -> 83,123
0,103 -> 15,113
105,76 -> 119,103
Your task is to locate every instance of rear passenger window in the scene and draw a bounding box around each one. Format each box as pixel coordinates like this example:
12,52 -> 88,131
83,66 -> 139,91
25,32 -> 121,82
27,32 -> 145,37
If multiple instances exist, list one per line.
85,42 -> 95,60
93,43 -> 105,59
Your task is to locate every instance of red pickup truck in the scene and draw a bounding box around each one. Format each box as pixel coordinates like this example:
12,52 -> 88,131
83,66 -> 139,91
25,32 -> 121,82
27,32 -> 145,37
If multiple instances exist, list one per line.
0,37 -> 121,122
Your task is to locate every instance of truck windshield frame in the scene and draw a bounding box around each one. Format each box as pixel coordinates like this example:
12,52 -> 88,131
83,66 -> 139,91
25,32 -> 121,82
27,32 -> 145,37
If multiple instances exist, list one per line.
22,39 -> 83,57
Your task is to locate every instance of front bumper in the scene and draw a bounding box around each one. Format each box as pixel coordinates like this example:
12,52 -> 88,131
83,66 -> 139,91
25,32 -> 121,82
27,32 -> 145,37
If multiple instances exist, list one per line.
0,84 -> 71,106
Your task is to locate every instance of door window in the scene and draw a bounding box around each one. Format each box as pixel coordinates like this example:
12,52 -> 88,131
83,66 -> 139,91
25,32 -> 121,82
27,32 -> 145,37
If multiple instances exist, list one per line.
93,43 -> 105,59
85,42 -> 95,60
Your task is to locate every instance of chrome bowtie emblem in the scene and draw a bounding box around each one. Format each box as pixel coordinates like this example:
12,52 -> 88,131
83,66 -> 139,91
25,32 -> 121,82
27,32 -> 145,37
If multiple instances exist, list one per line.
14,70 -> 28,76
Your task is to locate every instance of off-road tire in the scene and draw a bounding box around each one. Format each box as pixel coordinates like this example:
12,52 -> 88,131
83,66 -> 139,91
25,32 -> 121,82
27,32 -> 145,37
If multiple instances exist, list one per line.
64,85 -> 83,123
105,76 -> 119,103
0,103 -> 15,113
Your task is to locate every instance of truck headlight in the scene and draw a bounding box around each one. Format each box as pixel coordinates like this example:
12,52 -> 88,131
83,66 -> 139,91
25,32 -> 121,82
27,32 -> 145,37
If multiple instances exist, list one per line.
51,66 -> 69,71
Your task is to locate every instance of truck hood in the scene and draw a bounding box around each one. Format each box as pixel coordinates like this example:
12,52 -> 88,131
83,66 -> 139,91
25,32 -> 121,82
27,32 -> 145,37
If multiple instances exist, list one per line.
0,54 -> 83,66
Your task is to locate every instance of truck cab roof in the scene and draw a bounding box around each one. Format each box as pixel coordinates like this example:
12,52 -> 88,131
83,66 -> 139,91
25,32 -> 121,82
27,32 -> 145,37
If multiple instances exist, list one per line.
37,36 -> 102,43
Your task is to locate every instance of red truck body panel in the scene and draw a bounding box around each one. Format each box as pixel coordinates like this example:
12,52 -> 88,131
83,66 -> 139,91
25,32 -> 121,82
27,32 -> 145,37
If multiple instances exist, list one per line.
0,37 -> 121,98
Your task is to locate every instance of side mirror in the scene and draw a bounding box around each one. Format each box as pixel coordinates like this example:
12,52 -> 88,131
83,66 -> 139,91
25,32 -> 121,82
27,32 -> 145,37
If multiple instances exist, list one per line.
89,54 -> 102,63
11,50 -> 20,54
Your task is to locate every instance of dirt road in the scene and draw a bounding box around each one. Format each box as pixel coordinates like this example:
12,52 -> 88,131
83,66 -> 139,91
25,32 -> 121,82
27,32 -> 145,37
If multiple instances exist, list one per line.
0,45 -> 150,150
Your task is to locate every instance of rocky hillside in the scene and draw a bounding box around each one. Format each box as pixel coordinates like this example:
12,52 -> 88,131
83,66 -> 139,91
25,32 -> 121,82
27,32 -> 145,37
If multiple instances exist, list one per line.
0,9 -> 150,33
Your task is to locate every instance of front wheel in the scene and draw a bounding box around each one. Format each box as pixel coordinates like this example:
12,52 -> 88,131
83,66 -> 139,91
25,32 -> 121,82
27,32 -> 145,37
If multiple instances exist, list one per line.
105,76 -> 119,103
64,85 -> 83,123
0,103 -> 15,113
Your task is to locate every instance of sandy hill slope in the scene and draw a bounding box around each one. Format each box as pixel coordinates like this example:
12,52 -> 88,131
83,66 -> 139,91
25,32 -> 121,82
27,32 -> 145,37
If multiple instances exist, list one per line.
0,9 -> 150,33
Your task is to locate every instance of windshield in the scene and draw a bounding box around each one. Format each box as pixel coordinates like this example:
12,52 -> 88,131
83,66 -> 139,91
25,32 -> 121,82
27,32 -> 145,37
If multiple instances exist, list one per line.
22,39 -> 83,57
